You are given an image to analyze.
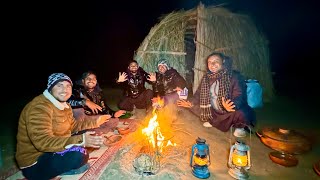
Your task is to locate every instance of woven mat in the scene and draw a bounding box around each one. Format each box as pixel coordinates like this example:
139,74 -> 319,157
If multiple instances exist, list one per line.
79,119 -> 138,180
7,119 -> 138,180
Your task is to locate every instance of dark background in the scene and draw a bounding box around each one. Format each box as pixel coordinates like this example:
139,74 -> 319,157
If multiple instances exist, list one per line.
1,1 -> 319,174
4,0 -> 319,100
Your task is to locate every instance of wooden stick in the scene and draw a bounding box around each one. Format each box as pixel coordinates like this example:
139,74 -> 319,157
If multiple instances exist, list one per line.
136,50 -> 186,55
173,129 -> 192,136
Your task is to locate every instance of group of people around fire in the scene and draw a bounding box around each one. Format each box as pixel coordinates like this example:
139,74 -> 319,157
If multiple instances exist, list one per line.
16,52 -> 256,179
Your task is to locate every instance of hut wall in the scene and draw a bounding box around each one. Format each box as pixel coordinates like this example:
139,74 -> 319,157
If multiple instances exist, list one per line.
193,5 -> 274,100
135,5 -> 274,101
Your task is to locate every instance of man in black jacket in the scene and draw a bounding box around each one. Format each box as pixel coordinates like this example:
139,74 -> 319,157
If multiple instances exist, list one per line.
116,60 -> 156,114
152,59 -> 187,106
68,71 -> 126,133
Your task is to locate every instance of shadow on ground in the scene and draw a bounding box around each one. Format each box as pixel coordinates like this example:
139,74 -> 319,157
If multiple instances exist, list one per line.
0,88 -> 319,179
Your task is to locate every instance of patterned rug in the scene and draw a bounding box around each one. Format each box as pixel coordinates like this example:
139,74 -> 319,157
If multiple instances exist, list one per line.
79,119 -> 138,180
6,119 -> 138,180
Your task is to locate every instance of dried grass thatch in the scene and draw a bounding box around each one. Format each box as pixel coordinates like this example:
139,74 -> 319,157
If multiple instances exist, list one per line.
134,3 -> 274,101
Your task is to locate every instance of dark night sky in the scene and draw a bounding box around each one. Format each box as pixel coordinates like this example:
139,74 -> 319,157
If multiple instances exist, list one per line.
5,0 -> 319,99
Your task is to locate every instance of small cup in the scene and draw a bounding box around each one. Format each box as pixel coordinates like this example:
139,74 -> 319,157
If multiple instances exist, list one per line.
117,127 -> 131,135
91,131 -> 103,136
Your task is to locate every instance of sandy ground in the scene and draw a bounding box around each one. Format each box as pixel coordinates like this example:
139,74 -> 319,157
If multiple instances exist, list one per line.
2,88 -> 320,179
98,103 -> 320,180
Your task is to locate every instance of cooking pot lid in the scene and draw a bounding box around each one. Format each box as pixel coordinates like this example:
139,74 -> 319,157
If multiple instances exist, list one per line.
261,127 -> 309,143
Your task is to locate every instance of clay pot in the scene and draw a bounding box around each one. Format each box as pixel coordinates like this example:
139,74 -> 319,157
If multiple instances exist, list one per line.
269,151 -> 298,167
103,135 -> 122,146
256,127 -> 311,154
117,127 -> 131,135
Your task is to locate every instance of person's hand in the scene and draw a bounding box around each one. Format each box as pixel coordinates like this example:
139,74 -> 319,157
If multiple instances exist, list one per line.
117,72 -> 127,83
96,114 -> 111,126
85,100 -> 102,114
84,131 -> 104,148
147,73 -> 156,82
222,97 -> 235,112
173,87 -> 183,92
114,110 -> 126,118
176,99 -> 193,108
151,97 -> 157,104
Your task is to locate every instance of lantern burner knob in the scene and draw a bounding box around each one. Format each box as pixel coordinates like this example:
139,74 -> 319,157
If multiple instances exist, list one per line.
196,137 -> 206,144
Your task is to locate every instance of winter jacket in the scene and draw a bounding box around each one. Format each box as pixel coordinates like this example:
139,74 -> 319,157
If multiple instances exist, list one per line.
119,67 -> 151,98
190,71 -> 256,130
152,68 -> 187,97
68,83 -> 116,117
16,91 -> 98,168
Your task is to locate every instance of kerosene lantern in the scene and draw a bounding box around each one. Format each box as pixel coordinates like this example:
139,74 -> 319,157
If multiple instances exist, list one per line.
228,140 -> 251,179
190,137 -> 211,179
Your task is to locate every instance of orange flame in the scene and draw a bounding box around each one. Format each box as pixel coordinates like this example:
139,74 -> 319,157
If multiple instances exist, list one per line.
151,96 -> 165,110
142,98 -> 176,152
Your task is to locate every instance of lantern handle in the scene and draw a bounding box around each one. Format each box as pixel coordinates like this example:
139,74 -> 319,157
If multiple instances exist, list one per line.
230,124 -> 234,146
190,144 -> 196,167
207,146 -> 211,166
246,149 -> 251,170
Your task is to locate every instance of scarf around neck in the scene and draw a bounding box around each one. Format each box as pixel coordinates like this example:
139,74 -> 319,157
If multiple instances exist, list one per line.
199,68 -> 232,122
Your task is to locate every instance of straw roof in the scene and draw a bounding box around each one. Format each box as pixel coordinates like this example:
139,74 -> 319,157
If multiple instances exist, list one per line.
134,3 -> 274,101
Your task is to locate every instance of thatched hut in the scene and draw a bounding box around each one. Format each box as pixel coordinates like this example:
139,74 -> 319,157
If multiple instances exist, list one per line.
134,3 -> 274,101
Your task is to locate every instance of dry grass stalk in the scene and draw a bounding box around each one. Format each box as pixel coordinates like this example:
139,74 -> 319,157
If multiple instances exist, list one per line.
134,2 -> 274,101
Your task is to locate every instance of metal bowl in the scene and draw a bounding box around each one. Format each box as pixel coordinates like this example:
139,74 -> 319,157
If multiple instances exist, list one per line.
256,127 -> 312,154
269,151 -> 298,167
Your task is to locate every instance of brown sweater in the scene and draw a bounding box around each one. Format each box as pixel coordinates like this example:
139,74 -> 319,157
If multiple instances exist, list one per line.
16,94 -> 98,168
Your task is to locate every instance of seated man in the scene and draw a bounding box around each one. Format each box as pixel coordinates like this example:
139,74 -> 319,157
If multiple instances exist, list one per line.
16,73 -> 108,180
177,52 -> 256,136
68,71 -> 126,133
152,59 -> 187,106
116,60 -> 156,116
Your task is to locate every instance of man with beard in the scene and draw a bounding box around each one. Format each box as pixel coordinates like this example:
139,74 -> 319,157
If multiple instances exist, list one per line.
16,73 -> 108,179
152,59 -> 187,106
116,60 -> 156,117
68,71 -> 126,133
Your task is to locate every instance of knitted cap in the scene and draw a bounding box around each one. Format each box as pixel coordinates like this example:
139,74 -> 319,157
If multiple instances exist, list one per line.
157,59 -> 170,70
47,73 -> 73,91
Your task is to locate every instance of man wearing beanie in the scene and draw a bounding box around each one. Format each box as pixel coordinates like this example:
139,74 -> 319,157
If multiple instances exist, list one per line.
152,59 -> 187,105
16,73 -> 109,180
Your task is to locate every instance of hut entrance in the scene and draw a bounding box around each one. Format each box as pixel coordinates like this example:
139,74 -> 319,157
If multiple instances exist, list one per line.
134,4 -> 273,100
184,19 -> 197,95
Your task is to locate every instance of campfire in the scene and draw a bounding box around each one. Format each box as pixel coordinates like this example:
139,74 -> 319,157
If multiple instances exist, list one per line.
142,108 -> 176,153
133,97 -> 176,175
